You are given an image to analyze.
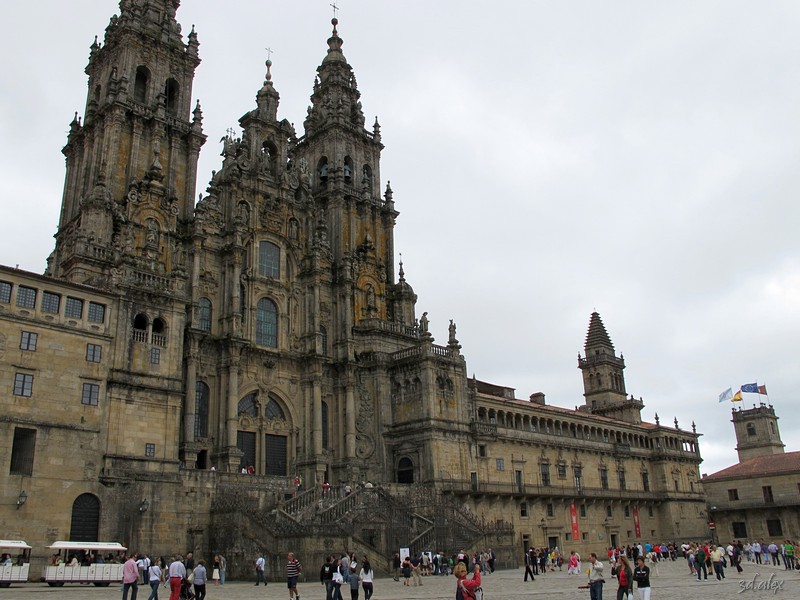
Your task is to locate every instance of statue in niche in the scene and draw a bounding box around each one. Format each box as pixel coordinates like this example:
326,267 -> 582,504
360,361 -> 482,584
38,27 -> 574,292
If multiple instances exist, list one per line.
365,284 -> 376,312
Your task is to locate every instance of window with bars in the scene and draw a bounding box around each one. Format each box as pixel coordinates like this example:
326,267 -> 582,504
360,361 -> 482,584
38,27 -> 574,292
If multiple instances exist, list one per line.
195,382 -> 209,438
87,302 -> 106,323
642,471 -> 650,491
86,343 -> 102,362
20,331 -> 38,351
10,428 -> 36,475
256,298 -> 278,347
150,347 -> 161,364
65,297 -> 84,319
258,241 -> 280,278
81,383 -> 100,405
600,468 -> 609,490
618,469 -> 627,490
546,503 -> 554,517
13,373 -> 33,397
41,291 -> 61,314
0,281 -> 11,303
197,298 -> 212,332
16,286 -> 36,309
540,463 -> 551,486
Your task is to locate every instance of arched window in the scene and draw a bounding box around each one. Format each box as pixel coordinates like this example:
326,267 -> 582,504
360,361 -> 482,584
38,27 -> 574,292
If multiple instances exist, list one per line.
256,298 -> 278,347
195,382 -> 209,438
70,493 -> 100,542
343,156 -> 353,182
318,157 -> 329,183
238,392 -> 259,417
152,317 -> 167,347
321,401 -> 329,449
397,457 -> 414,484
362,164 -> 373,189
133,313 -> 148,330
134,66 -> 149,103
320,325 -> 328,356
197,298 -> 212,332
265,395 -> 286,420
165,78 -> 180,115
746,423 -> 756,437
258,241 -> 280,278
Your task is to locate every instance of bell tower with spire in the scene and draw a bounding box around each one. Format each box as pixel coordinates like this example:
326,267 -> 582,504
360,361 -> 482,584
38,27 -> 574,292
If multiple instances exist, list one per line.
296,18 -> 397,333
578,312 -> 643,424
49,0 -> 206,288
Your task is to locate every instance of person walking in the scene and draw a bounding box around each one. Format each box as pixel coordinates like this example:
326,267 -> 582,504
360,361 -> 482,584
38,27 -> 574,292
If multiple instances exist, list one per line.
287,551 -> 302,600
321,555 -> 335,600
613,555 -> 632,600
587,552 -> 605,600
193,559 -> 207,600
694,545 -> 708,581
167,556 -> 186,600
632,556 -> 650,600
401,556 -> 412,586
709,545 -> 725,580
524,549 -> 535,581
454,562 -> 481,600
360,557 -> 374,600
392,552 -> 401,581
122,554 -> 140,600
146,557 -> 164,600
255,552 -> 267,586
348,564 -> 361,600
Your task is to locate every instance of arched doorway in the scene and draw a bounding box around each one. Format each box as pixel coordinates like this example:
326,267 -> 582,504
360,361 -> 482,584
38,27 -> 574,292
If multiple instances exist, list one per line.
69,493 -> 100,542
397,457 -> 414,484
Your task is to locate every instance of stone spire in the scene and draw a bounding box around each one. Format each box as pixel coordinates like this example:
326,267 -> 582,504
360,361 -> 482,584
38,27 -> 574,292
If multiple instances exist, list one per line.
303,17 -> 367,135
114,0 -> 186,48
584,311 -> 615,354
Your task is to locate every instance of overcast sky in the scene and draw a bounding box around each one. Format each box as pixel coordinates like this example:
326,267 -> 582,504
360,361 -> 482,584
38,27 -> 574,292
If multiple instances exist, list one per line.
1,1 -> 798,476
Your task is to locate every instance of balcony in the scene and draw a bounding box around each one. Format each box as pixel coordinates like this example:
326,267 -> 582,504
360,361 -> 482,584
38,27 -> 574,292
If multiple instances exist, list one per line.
437,478 -> 668,502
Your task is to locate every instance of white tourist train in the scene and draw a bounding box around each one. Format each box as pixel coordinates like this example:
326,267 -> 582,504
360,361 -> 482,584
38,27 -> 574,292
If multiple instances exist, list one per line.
0,540 -> 31,587
42,541 -> 127,587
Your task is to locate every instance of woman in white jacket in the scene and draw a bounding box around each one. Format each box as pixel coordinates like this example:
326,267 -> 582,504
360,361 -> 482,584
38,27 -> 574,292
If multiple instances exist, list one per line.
359,557 -> 374,600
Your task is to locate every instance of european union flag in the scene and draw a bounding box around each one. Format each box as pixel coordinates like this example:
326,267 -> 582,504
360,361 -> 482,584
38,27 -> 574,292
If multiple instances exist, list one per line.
741,382 -> 758,393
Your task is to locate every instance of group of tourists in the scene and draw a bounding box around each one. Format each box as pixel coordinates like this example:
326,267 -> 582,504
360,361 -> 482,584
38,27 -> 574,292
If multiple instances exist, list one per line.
523,546 -> 564,579
318,552 -> 373,600
741,540 -> 797,569
120,551 -> 226,600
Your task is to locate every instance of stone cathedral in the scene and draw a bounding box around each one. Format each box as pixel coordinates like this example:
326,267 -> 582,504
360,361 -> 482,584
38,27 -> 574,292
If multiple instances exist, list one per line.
0,0 -> 709,577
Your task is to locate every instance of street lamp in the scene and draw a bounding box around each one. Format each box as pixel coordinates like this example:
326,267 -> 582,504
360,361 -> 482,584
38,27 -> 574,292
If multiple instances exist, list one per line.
16,490 -> 27,509
139,498 -> 150,513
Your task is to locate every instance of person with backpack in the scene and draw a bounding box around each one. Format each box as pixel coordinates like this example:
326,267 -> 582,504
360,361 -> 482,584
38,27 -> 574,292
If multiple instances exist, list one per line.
613,555 -> 633,600
454,561 -> 482,600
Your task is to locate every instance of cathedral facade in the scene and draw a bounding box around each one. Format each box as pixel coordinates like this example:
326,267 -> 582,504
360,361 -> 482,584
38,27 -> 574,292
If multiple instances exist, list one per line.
0,0 -> 708,576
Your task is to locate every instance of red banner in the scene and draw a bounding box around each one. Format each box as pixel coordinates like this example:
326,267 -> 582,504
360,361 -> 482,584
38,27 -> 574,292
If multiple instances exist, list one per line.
633,505 -> 641,538
570,502 -> 580,541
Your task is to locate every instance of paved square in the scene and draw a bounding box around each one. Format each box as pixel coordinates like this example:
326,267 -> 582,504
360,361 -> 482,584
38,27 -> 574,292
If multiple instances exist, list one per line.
1,558 -> 796,599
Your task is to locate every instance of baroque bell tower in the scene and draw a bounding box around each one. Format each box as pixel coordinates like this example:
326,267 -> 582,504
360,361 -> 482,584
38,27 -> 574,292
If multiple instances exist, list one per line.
579,312 -> 643,424
49,0 -> 205,288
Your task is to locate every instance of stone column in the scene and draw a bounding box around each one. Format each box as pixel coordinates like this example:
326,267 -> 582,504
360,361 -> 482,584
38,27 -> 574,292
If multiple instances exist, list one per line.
345,372 -> 356,458
225,351 -> 240,471
184,343 -> 197,442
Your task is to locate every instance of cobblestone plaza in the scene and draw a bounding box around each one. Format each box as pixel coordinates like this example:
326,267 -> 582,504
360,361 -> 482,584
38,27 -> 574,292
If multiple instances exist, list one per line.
0,558 -> 796,600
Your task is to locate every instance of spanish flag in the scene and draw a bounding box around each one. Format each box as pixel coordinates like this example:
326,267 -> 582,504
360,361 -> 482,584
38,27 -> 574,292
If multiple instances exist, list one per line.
732,390 -> 743,402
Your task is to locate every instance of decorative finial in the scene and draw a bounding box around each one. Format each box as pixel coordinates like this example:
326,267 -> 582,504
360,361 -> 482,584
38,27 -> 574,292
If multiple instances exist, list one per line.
654,413 -> 660,425
398,253 -> 405,281
674,417 -> 679,429
691,421 -> 697,434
